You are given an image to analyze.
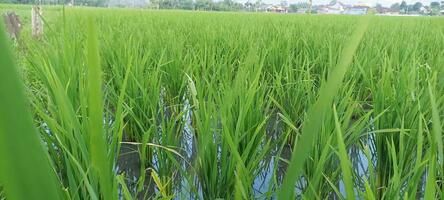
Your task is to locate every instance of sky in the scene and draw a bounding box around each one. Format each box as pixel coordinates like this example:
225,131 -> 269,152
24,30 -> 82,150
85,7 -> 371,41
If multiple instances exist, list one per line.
236,0 -> 439,7
320,0 -> 436,6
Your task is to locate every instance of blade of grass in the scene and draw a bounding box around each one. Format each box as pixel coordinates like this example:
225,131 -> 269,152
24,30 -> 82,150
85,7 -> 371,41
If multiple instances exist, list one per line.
86,18 -> 115,200
428,79 -> 443,165
0,22 -> 61,200
424,156 -> 436,200
117,174 -> 134,200
333,105 -> 355,200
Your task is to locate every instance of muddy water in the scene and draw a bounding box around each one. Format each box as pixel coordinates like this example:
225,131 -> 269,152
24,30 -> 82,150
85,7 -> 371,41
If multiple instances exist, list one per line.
117,143 -> 155,199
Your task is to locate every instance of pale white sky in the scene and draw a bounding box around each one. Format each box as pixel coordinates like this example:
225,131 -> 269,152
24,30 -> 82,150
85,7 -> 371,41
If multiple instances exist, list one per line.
317,0 -> 435,6
237,0 -> 438,7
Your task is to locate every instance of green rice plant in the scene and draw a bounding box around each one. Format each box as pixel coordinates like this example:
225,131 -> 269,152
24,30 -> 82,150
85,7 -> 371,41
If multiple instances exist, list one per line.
278,17 -> 369,199
352,18 -> 444,198
2,6 -> 444,200
187,44 -> 273,199
14,13 -> 126,199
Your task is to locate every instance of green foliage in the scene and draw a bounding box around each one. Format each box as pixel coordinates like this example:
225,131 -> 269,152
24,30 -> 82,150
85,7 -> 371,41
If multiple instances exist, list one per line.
0,20 -> 61,200
1,6 -> 444,200
278,16 -> 369,199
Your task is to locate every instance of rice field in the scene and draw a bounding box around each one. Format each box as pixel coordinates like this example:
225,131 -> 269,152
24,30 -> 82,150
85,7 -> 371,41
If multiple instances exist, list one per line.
1,5 -> 444,200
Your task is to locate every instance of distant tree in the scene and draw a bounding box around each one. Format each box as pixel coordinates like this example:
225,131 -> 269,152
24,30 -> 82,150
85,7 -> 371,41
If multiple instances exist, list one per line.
213,0 -> 241,11
289,4 -> 298,12
375,3 -> 382,9
178,0 -> 193,10
373,3 -> 381,13
407,4 -> 415,12
243,1 -> 249,10
280,0 -> 287,7
159,0 -> 176,9
430,1 -> 440,15
400,1 -> 407,13
289,2 -> 308,12
223,0 -> 233,7
17,0 -> 32,3
87,0 -> 106,6
232,2 -> 244,10
390,2 -> 400,11
254,0 -> 262,11
430,1 -> 440,9
412,2 -> 422,11
150,0 -> 160,8
195,0 -> 213,10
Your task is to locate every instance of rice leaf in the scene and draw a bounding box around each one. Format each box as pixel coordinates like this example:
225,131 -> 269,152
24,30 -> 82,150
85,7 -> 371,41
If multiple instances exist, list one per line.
85,18 -> 115,200
0,21 -> 61,200
333,105 -> 355,200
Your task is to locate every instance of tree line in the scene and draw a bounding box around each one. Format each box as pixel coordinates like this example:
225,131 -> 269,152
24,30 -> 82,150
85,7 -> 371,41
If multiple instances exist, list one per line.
387,1 -> 443,15
0,0 -> 265,11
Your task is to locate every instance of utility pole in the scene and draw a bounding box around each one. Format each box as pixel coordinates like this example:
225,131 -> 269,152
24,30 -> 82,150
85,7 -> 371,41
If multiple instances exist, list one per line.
308,0 -> 312,14
32,0 -> 43,39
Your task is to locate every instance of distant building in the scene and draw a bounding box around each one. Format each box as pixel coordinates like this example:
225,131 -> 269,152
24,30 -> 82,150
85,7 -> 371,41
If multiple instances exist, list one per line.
266,5 -> 288,13
316,1 -> 368,15
375,6 -> 391,14
343,5 -> 369,15
317,1 -> 346,14
107,0 -> 147,8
